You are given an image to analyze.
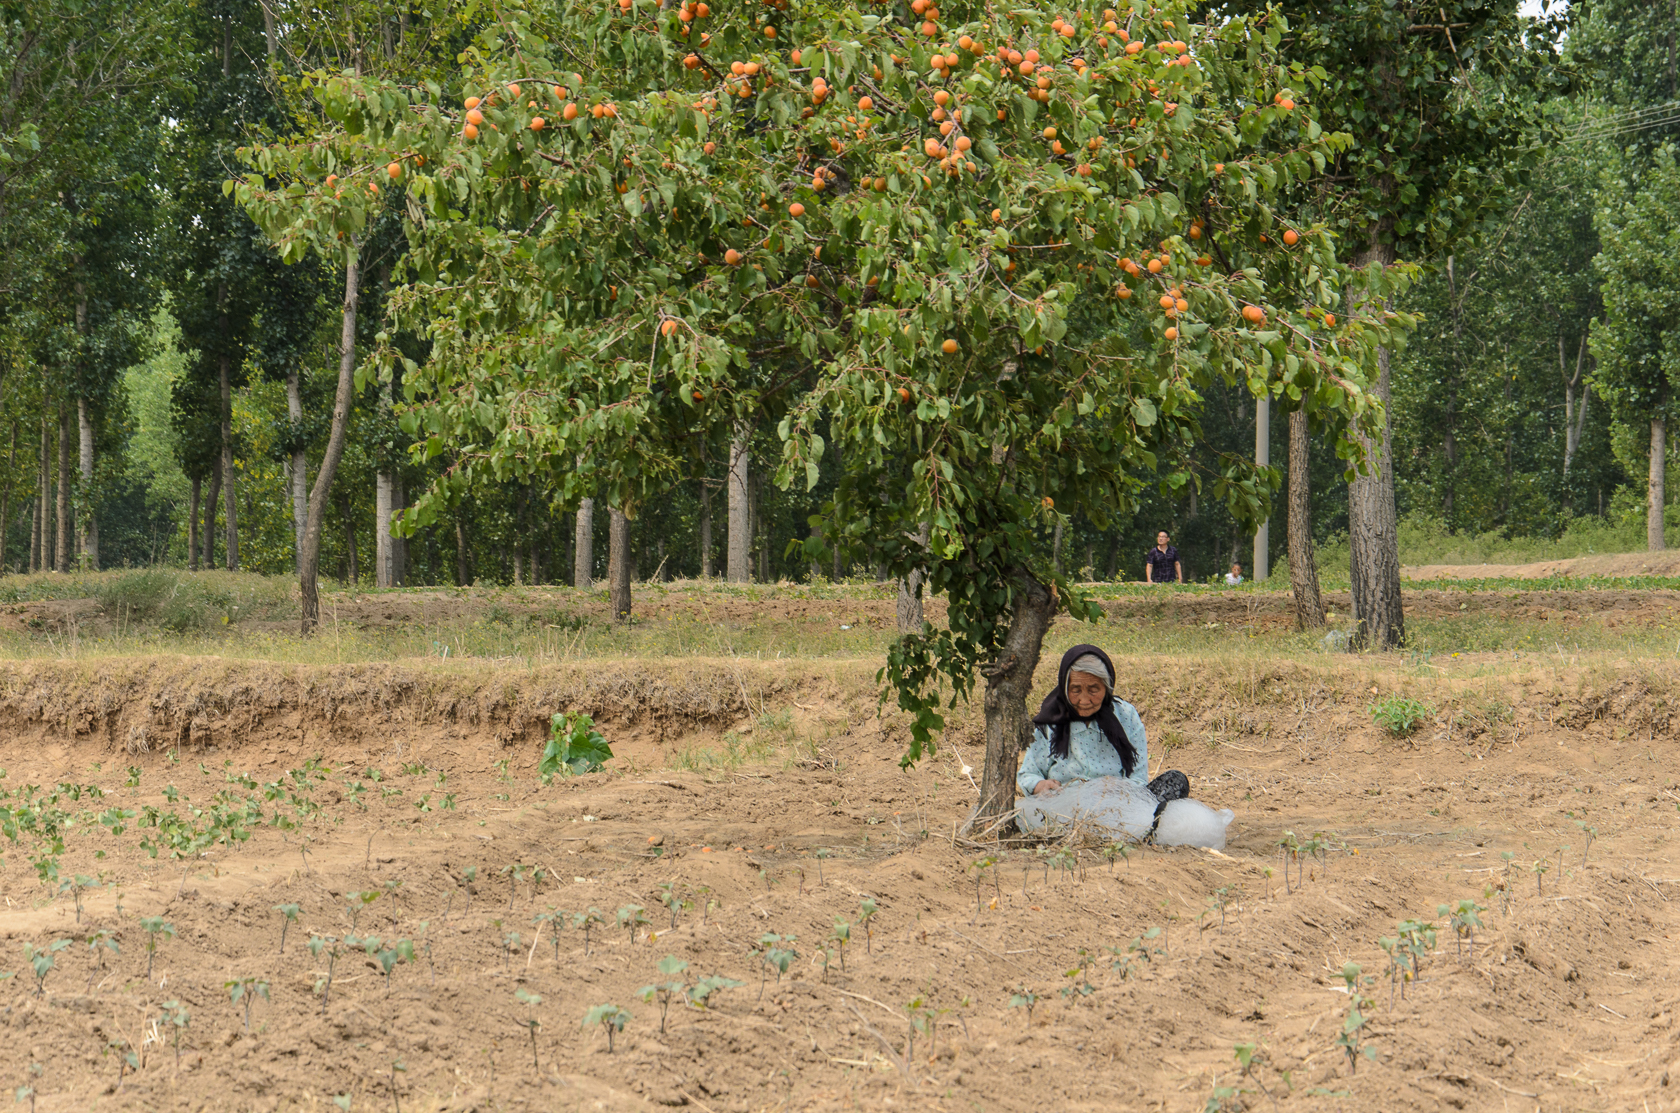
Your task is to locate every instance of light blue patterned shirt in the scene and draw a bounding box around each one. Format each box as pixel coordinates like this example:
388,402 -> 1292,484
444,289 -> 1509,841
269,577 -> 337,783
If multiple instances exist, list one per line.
1016,697 -> 1150,796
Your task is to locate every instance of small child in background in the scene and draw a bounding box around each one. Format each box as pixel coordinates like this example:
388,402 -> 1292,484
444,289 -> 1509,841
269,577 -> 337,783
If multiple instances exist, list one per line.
1224,562 -> 1243,586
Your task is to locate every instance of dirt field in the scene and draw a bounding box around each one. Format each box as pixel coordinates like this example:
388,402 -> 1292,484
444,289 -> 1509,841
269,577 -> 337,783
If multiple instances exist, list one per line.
0,635 -> 1677,1113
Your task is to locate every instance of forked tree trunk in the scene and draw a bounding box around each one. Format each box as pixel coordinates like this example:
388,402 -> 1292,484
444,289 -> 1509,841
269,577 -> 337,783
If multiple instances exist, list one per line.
608,507 -> 632,622
1287,409 -> 1324,631
300,253 -> 362,634
574,496 -> 594,588
1347,237 -> 1404,651
1650,416 -> 1667,552
976,570 -> 1060,825
287,371 -> 308,570
220,353 -> 239,570
727,422 -> 751,583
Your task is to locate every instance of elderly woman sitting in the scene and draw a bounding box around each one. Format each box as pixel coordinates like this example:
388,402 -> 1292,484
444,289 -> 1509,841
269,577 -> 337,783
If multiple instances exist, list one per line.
1017,644 -> 1189,833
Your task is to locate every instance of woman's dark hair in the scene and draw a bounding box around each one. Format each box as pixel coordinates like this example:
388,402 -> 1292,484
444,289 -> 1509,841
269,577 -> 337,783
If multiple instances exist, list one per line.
1030,643 -> 1137,775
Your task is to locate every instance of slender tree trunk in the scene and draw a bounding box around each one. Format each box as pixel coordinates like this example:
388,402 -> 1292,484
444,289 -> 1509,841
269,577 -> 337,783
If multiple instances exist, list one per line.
77,398 -> 96,569
1287,409 -> 1324,630
699,479 -> 713,578
976,570 -> 1060,825
343,492 -> 359,585
574,496 -> 594,588
300,253 -> 362,634
1650,416 -> 1667,552
55,402 -> 71,572
1347,237 -> 1405,651
287,371 -> 307,570
896,522 -> 930,634
203,465 -> 221,571
376,472 -> 394,587
1051,516 -> 1064,574
259,0 -> 278,62
608,507 -> 632,622
189,477 -> 202,572
727,422 -> 751,583
220,353 -> 239,570
393,474 -> 406,584
32,410 -> 46,572
0,423 -> 13,572
455,517 -> 470,585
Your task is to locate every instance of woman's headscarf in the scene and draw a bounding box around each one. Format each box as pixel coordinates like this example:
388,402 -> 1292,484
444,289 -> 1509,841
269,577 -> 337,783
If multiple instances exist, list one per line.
1030,643 -> 1137,775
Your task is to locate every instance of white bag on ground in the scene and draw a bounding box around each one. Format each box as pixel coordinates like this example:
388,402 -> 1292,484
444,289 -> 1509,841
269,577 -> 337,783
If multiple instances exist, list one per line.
1018,775 -> 1234,849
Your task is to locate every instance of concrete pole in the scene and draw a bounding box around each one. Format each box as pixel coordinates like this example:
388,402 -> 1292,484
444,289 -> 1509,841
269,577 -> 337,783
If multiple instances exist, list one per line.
1253,393 -> 1270,581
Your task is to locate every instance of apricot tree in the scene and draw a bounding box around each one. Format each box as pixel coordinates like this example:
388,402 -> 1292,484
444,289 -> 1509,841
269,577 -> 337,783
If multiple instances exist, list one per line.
235,0 -> 1409,821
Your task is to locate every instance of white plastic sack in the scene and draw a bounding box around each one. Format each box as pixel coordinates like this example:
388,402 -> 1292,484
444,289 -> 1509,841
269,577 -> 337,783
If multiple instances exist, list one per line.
1018,775 -> 1234,850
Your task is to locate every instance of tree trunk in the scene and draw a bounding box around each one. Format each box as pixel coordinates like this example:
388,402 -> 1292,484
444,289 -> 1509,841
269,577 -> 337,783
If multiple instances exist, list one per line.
287,370 -> 307,570
699,479 -> 713,578
608,507 -> 632,622
32,410 -> 46,573
77,398 -> 96,569
220,353 -> 239,570
376,472 -> 394,587
1287,409 -> 1324,630
1051,516 -> 1064,574
1649,416 -> 1667,552
342,492 -> 359,585
1347,238 -> 1405,651
976,570 -> 1060,825
727,422 -> 751,583
203,465 -> 221,571
896,523 -> 930,633
574,496 -> 594,588
455,516 -> 470,585
0,423 -> 13,573
1253,393 -> 1270,581
55,402 -> 71,572
300,253 -> 362,634
189,476 -> 202,572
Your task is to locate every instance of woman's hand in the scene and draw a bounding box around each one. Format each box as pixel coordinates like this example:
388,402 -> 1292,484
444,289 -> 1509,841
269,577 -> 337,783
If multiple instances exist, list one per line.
1033,779 -> 1062,796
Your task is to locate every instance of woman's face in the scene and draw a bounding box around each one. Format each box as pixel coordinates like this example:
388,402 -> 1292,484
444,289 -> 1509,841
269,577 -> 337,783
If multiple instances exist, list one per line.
1066,671 -> 1108,717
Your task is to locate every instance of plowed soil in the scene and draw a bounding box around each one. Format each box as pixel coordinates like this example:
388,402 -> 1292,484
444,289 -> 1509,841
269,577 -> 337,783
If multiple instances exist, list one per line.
0,647 -> 1677,1113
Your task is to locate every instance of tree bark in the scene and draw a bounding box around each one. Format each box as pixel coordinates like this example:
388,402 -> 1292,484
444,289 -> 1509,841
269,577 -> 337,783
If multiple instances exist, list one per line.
1253,393 -> 1269,581
1347,238 -> 1405,651
455,516 -> 470,585
976,570 -> 1060,825
1562,335 -> 1589,480
189,476 -> 201,572
1649,416 -> 1667,552
1287,409 -> 1324,630
287,370 -> 307,570
220,353 -> 239,570
300,253 -> 362,634
32,409 -> 46,573
574,496 -> 594,588
608,507 -> 632,622
727,421 -> 751,583
55,402 -> 70,572
699,479 -> 713,578
376,472 -> 394,587
0,423 -> 13,572
77,397 -> 96,569
1051,516 -> 1064,574
203,464 -> 221,571
896,523 -> 930,634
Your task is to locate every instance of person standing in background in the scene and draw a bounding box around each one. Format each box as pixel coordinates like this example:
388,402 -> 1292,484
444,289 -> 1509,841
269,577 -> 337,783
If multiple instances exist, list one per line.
1145,531 -> 1182,584
1225,562 -> 1243,586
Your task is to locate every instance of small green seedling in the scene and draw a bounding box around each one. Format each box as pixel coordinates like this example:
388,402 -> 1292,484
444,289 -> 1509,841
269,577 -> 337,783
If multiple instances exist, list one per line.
637,955 -> 689,1033
573,908 -> 606,956
1531,856 -> 1550,895
1334,962 -> 1377,1074
15,1062 -> 42,1113
273,903 -> 302,954
346,890 -> 381,931
828,918 -> 851,972
106,1037 -> 139,1091
541,712 -> 613,782
1061,949 -> 1094,999
23,940 -> 71,996
752,933 -> 799,999
1007,986 -> 1038,1025
583,1003 -> 631,1053
58,875 -> 100,923
84,930 -> 119,990
1441,900 -> 1484,959
617,904 -> 650,945
139,918 -> 175,978
226,978 -> 270,1031
657,882 -> 690,929
515,988 -> 543,1070
158,1002 -> 189,1076
308,934 -> 343,1013
532,908 -> 567,963
686,973 -> 744,1009
857,898 -> 879,955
